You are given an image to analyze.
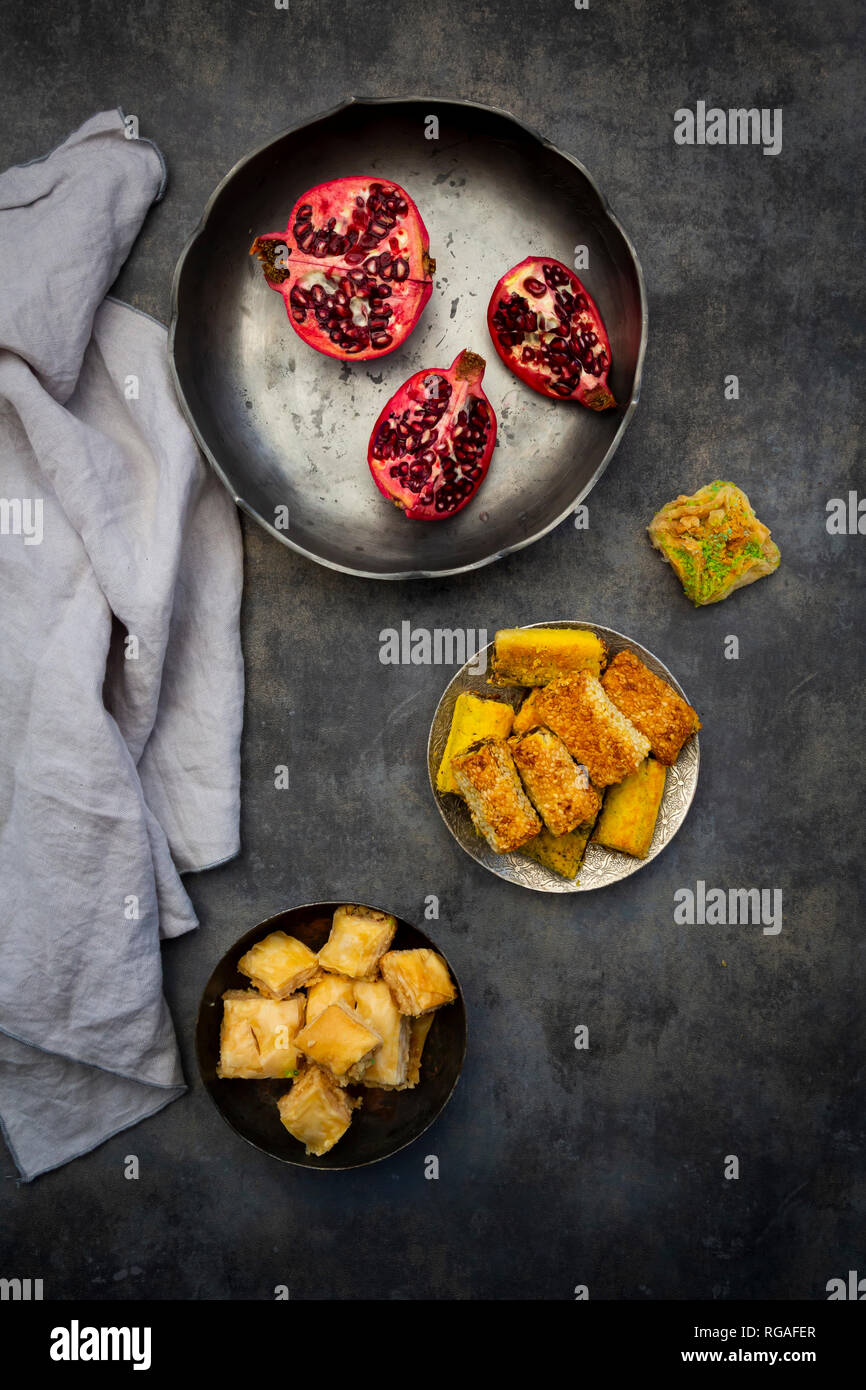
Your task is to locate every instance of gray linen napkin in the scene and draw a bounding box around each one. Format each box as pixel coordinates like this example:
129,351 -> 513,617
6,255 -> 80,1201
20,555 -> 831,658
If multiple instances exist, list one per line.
0,111 -> 244,1180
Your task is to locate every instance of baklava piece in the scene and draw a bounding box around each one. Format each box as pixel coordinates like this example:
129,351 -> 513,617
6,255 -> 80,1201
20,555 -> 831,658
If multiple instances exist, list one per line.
353,980 -> 410,1089
317,904 -> 397,980
511,726 -> 602,836
489,627 -> 607,685
533,672 -> 650,787
217,990 -> 305,1079
593,757 -> 667,859
648,480 -> 780,606
294,1001 -> 382,1085
237,930 -> 319,999
436,692 -> 515,795
601,650 -> 700,765
277,1065 -> 359,1156
305,973 -> 355,1024
523,821 -> 596,881
403,1013 -> 436,1088
451,737 -> 541,854
380,948 -> 457,1017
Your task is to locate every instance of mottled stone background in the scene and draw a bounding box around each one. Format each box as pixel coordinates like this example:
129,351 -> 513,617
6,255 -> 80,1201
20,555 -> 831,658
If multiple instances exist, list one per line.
1,0 -> 863,1299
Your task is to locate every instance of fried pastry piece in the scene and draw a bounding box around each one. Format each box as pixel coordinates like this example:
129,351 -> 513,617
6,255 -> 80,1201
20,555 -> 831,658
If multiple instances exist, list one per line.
317,904 -> 397,980
593,757 -> 667,859
451,737 -> 541,854
601,650 -> 701,765
277,1065 -> 359,1156
217,990 -> 305,1079
534,671 -> 650,787
403,1013 -> 436,1089
522,821 -> 596,881
648,480 -> 780,606
353,980 -> 410,1089
511,726 -> 602,836
436,692 -> 515,795
237,931 -> 319,999
489,627 -> 607,685
512,687 -> 544,735
380,948 -> 457,1017
294,1001 -> 382,1084
305,973 -> 355,1024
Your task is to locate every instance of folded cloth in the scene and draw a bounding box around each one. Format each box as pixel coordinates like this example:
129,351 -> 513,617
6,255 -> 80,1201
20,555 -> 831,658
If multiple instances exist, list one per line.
0,111 -> 244,1180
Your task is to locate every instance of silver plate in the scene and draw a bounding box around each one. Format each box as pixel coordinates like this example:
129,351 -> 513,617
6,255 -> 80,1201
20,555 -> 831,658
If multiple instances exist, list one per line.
169,97 -> 647,580
427,622 -> 700,892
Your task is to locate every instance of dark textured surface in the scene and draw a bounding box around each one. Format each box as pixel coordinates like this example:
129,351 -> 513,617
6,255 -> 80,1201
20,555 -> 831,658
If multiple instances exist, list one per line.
1,0 -> 864,1300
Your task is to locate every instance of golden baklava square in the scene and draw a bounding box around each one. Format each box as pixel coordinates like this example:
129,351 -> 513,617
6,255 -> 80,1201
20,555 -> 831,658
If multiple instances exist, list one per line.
380,948 -> 457,1017
317,905 -> 397,980
648,480 -> 780,605
353,980 -> 410,1089
277,1065 -> 359,1156
217,990 -> 305,1079
305,973 -> 355,1024
237,931 -> 319,999
294,1000 -> 382,1084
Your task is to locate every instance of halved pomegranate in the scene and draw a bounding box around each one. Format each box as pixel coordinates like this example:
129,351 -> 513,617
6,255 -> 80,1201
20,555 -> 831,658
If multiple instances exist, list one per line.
250,176 -> 435,361
487,256 -> 616,410
368,350 -> 496,520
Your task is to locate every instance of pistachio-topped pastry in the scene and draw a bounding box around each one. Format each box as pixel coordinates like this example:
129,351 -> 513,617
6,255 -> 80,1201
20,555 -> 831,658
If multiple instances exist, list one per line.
648,481 -> 780,605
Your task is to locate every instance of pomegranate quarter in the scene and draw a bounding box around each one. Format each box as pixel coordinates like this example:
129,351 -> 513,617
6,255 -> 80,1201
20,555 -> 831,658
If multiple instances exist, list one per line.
368,350 -> 497,521
251,176 -> 435,361
488,256 -> 616,410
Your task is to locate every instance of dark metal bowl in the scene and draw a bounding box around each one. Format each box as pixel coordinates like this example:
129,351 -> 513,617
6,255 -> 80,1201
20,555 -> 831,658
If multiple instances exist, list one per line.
170,97 -> 646,579
195,902 -> 467,1169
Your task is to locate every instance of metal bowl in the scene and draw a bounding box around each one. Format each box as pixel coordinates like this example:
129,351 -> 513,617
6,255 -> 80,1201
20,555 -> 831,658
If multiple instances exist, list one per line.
195,902 -> 467,1169
427,622 -> 700,892
170,97 -> 646,579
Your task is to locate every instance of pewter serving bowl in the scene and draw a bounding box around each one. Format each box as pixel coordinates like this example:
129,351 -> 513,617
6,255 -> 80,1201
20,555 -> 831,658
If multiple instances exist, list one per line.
170,97 -> 646,579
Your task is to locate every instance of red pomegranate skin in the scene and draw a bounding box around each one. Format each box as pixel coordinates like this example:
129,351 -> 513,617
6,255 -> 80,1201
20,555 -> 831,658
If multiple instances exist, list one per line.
487,256 -> 616,410
250,176 -> 435,362
368,349 -> 497,521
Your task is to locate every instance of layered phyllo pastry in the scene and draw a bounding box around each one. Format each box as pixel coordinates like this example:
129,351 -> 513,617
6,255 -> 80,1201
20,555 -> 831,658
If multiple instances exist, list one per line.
237,930 -> 319,999
534,672 -> 650,787
353,980 -> 410,1089
277,1065 -> 359,1156
405,1014 -> 436,1089
436,692 -> 514,794
489,627 -> 607,684
450,737 -> 541,854
593,758 -> 667,859
648,480 -> 780,606
217,990 -> 305,1079
317,904 -> 397,979
380,948 -> 457,1017
601,650 -> 701,765
294,1001 -> 382,1085
305,973 -> 355,1024
511,726 -> 602,836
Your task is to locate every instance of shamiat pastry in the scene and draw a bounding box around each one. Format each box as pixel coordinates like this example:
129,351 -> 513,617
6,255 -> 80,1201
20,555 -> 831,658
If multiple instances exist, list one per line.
511,726 -> 602,836
601,650 -> 701,765
436,692 -> 515,794
305,973 -> 355,1024
451,737 -> 541,854
217,990 -> 306,1079
353,980 -> 410,1089
648,481 -> 780,605
294,1000 -> 383,1084
512,687 -> 544,735
533,671 -> 650,787
489,627 -> 607,685
380,948 -> 457,1016
317,904 -> 397,980
523,820 -> 597,880
593,757 -> 667,859
237,931 -> 319,999
277,1065 -> 360,1156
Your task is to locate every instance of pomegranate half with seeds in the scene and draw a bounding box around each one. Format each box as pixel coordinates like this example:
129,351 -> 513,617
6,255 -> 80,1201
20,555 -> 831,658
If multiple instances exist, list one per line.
250,176 -> 435,360
487,256 -> 616,410
368,350 -> 497,521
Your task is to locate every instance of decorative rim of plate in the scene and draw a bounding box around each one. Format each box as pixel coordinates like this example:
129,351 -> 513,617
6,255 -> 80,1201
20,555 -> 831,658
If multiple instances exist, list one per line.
427,621 -> 700,893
